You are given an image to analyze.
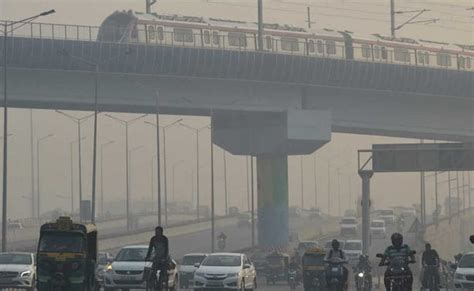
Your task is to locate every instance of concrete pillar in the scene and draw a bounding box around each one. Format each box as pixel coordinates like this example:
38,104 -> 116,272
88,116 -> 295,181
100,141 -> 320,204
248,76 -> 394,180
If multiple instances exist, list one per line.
257,155 -> 289,247
359,170 -> 373,254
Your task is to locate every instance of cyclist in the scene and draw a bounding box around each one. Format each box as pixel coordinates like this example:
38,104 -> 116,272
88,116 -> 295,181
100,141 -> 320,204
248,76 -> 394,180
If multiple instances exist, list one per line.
145,226 -> 170,289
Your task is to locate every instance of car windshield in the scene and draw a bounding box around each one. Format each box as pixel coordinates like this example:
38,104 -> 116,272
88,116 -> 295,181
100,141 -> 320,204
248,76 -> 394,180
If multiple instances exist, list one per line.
371,221 -> 384,227
298,242 -> 317,249
115,248 -> 148,262
380,210 -> 394,216
0,254 -> 32,265
344,242 -> 362,250
342,219 -> 356,224
202,255 -> 241,267
459,254 -> 474,268
182,255 -> 206,265
39,233 -> 85,253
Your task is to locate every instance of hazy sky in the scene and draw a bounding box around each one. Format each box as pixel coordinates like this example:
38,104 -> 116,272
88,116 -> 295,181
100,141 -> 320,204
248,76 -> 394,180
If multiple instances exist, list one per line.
0,0 -> 472,219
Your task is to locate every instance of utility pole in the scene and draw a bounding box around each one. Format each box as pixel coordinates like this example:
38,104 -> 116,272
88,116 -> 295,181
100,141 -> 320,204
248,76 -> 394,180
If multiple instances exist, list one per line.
146,0 -> 157,13
306,7 -> 315,29
390,0 -> 396,37
257,0 -> 263,51
224,151 -> 228,215
300,156 -> 304,210
313,155 -> 317,209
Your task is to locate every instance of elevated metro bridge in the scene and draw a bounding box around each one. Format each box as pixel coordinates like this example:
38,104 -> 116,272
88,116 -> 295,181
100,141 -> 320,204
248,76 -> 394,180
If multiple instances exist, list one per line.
1,21 -> 472,247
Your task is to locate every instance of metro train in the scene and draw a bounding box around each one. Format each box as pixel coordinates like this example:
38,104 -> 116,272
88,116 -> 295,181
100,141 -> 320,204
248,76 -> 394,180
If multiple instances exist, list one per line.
97,10 -> 473,71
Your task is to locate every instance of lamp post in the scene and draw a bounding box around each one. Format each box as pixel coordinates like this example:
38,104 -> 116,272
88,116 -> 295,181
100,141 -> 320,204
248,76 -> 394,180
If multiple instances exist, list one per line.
1,9 -> 55,252
180,123 -> 209,221
57,48 -> 133,224
129,145 -> 144,219
36,134 -> 54,220
56,110 -> 94,218
145,118 -> 182,226
100,140 -> 114,218
300,156 -> 304,210
172,160 -> 185,203
105,114 -> 147,232
69,137 -> 86,216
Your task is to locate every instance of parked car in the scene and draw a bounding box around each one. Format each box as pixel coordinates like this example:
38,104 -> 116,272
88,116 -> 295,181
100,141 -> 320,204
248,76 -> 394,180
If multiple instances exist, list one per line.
370,219 -> 387,239
194,253 -> 257,290
95,252 -> 113,289
0,252 -> 36,291
453,252 -> 474,290
344,240 -> 363,266
103,245 -> 178,290
179,253 -> 207,289
340,217 -> 358,237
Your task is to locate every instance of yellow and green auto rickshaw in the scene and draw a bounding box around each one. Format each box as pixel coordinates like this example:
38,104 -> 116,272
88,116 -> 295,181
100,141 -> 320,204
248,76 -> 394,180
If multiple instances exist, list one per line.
36,216 -> 98,291
265,252 -> 290,285
302,248 -> 327,291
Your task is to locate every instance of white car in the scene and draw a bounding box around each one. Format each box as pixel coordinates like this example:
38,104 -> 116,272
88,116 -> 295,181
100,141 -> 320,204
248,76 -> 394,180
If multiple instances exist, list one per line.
370,220 -> 387,239
179,253 -> 208,289
0,252 -> 36,291
454,252 -> 474,290
344,240 -> 363,266
194,253 -> 257,290
378,209 -> 396,225
340,217 -> 358,237
104,245 -> 178,290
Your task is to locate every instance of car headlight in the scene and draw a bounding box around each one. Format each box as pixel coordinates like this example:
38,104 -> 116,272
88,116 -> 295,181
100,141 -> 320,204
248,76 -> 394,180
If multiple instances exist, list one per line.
20,270 -> 32,278
455,273 -> 466,280
227,272 -> 239,278
195,272 -> 205,277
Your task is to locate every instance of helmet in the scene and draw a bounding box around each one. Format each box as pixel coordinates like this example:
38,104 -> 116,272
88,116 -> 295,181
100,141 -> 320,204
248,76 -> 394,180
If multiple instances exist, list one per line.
391,233 -> 403,248
425,243 -> 432,250
331,239 -> 340,250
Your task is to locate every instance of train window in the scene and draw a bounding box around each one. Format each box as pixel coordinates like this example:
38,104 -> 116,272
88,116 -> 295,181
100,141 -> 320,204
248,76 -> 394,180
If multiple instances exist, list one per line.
316,40 -> 324,54
228,32 -> 247,47
203,31 -> 211,44
394,48 -> 411,62
148,26 -> 156,40
381,47 -> 387,60
374,46 -> 380,59
308,40 -> 315,53
266,36 -> 272,50
424,52 -> 430,65
174,28 -> 194,43
281,37 -> 300,52
459,56 -> 465,69
213,31 -> 220,45
157,27 -> 164,41
326,41 -> 336,55
436,53 -> 451,67
361,44 -> 371,58
417,51 -> 424,64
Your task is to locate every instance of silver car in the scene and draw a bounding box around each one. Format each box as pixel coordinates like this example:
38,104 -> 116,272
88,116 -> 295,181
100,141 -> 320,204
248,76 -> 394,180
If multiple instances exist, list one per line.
0,252 -> 36,291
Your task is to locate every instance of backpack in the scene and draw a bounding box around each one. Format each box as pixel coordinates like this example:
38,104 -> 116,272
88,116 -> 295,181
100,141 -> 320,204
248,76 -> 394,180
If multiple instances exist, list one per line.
328,249 -> 344,259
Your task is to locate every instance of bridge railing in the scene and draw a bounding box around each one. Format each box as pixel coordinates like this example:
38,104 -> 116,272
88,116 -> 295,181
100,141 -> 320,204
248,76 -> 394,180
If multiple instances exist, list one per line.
6,20 -> 469,72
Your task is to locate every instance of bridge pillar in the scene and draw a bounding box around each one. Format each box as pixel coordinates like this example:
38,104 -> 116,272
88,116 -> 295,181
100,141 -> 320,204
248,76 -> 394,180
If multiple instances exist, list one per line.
256,155 -> 289,247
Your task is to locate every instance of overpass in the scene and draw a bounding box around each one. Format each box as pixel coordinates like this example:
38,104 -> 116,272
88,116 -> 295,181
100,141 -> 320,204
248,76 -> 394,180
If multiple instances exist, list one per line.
1,21 -> 472,247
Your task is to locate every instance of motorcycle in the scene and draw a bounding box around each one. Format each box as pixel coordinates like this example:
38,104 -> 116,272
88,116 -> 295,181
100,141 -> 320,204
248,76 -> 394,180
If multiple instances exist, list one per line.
325,259 -> 347,291
422,265 -> 439,291
288,268 -> 297,290
376,251 -> 416,291
217,238 -> 226,250
354,266 -> 372,291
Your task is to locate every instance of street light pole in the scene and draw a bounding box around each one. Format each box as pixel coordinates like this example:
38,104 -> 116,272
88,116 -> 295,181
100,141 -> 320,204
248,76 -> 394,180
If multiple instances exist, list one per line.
313,155 -> 318,209
257,0 -> 263,50
36,134 -> 54,220
106,114 -> 147,231
224,151 -> 228,215
300,156 -> 304,210
145,118 -> 182,226
1,8 -> 55,252
100,140 -> 114,218
210,111 -> 216,252
29,110 -> 34,218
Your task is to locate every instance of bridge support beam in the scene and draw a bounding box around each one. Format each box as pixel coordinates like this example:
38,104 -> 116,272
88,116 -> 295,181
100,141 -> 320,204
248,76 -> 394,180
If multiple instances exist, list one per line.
256,155 -> 289,248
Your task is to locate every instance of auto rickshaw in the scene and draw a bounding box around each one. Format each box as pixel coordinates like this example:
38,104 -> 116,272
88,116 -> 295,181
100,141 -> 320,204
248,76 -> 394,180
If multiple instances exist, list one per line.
37,216 -> 98,291
265,252 -> 290,285
302,248 -> 327,291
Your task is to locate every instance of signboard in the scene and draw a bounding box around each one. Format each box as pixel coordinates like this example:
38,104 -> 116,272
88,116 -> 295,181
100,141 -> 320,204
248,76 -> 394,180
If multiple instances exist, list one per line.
372,143 -> 474,172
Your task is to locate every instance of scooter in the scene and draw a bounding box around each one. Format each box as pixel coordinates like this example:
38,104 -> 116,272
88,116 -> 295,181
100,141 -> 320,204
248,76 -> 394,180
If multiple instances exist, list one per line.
354,266 -> 372,291
288,268 -> 297,290
376,251 -> 416,291
326,259 -> 347,291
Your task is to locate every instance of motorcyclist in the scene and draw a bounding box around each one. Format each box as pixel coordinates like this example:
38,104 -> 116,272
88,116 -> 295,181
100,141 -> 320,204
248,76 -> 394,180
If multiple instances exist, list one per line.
380,233 -> 415,291
421,243 -> 440,289
324,239 -> 348,288
355,254 -> 372,290
145,226 -> 170,286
